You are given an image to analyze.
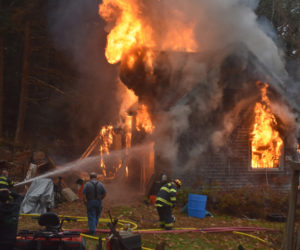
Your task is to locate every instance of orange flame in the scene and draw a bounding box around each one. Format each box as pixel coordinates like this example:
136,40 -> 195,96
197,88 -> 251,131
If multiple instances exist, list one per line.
99,0 -> 197,66
136,104 -> 155,133
99,0 -> 154,64
99,125 -> 114,176
125,115 -> 133,148
251,83 -> 283,168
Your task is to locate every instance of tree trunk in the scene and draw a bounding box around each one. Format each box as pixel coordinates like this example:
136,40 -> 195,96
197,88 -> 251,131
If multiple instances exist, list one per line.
15,22 -> 30,143
0,0 -> 3,138
0,32 -> 3,139
298,11 -> 300,79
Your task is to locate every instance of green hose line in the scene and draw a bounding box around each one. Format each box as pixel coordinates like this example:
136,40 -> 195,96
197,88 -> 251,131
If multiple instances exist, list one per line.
80,233 -> 103,241
19,213 -> 138,230
20,213 -> 40,217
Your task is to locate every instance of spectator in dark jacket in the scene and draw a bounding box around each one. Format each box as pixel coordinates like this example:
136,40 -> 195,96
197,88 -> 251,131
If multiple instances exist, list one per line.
0,188 -> 22,250
83,172 -> 106,235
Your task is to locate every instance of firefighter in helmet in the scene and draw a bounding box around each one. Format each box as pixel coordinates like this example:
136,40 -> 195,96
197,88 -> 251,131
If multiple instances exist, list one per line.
155,178 -> 182,230
0,170 -> 14,190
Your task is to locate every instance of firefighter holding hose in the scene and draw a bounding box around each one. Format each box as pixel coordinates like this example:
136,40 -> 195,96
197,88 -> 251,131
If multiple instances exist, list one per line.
0,169 -> 14,190
155,179 -> 182,230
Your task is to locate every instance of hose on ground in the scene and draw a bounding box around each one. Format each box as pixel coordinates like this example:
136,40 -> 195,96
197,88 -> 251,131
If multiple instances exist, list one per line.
233,231 -> 268,244
20,213 -> 273,248
20,213 -> 138,230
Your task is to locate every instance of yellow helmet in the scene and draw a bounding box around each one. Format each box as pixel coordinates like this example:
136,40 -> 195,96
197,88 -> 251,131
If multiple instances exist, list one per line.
173,179 -> 182,188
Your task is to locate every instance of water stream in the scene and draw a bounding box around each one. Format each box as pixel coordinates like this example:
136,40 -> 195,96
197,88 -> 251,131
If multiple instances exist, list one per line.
15,142 -> 152,187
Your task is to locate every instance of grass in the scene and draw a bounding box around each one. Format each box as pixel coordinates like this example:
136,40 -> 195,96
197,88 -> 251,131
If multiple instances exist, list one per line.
18,199 -> 284,250
141,231 -> 280,249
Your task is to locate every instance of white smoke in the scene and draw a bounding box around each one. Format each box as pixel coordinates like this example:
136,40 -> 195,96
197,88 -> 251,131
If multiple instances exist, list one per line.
153,0 -> 287,78
271,101 -> 298,146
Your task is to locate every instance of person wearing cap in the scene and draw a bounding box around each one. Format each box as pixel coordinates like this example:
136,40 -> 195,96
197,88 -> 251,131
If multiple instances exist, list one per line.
155,179 -> 182,230
82,172 -> 106,235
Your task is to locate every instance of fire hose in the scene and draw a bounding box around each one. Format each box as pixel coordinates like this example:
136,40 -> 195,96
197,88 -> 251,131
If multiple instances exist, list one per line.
69,227 -> 272,249
20,213 -> 138,230
20,214 -> 274,248
67,226 -> 276,234
233,231 -> 268,244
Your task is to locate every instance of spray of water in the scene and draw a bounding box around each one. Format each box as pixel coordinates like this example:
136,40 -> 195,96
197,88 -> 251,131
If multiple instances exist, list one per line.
15,142 -> 153,187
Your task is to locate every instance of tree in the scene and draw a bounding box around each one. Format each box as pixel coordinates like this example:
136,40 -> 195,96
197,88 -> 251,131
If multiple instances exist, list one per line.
14,21 -> 30,143
0,25 -> 3,139
257,0 -> 300,58
0,0 -> 6,138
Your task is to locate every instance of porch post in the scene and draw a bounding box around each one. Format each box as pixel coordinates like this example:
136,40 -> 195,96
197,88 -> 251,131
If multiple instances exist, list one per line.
284,162 -> 300,250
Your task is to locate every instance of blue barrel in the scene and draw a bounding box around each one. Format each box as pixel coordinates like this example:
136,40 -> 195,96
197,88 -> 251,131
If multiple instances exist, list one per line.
188,194 -> 207,218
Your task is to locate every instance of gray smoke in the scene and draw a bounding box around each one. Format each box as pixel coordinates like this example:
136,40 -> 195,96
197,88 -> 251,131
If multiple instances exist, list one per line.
142,0 -> 297,174
47,0 -> 123,150
167,0 -> 284,75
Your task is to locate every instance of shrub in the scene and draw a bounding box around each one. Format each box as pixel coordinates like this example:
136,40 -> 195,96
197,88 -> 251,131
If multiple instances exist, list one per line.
177,185 -> 288,219
209,186 -> 288,218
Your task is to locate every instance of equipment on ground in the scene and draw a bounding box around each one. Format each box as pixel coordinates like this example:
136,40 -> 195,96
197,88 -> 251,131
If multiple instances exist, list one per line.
14,212 -> 86,250
106,211 -> 142,250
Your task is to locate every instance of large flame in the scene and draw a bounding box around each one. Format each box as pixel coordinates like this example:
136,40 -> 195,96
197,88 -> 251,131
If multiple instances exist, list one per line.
136,104 -> 155,133
99,0 -> 197,65
251,83 -> 283,168
99,0 -> 154,64
97,0 -> 182,183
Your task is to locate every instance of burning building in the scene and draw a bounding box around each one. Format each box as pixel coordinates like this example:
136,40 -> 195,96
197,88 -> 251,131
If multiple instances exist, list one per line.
168,47 -> 297,191
117,44 -> 297,191
77,0 -> 299,192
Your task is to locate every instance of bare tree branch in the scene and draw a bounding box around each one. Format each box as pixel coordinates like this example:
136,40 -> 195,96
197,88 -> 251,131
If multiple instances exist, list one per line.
29,76 -> 65,95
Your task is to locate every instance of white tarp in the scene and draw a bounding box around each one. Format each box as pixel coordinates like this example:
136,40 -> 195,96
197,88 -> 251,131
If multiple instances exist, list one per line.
25,163 -> 38,181
20,178 -> 54,214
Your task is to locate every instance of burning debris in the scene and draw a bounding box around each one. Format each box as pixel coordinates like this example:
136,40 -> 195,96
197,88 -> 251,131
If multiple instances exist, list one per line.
99,125 -> 116,177
76,103 -> 155,191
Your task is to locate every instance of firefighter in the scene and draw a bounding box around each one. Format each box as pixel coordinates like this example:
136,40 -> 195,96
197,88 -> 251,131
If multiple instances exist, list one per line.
155,179 -> 182,230
0,188 -> 22,250
0,169 -> 14,189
